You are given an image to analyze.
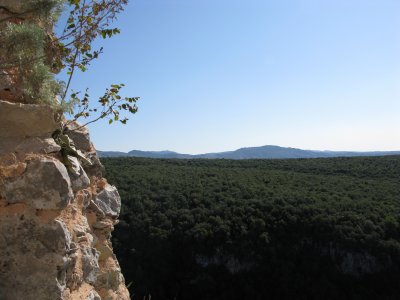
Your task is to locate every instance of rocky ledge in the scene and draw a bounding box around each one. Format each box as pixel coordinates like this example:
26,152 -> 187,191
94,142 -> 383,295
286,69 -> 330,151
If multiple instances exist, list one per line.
0,100 -> 130,300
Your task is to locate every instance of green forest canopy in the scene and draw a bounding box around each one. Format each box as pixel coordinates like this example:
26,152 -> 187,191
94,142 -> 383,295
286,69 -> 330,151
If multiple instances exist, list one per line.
103,156 -> 400,300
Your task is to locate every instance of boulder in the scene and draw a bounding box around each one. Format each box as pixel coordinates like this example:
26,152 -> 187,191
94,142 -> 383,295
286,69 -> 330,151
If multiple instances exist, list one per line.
0,137 -> 61,155
1,157 -> 73,209
15,137 -> 61,154
92,184 -> 121,218
84,151 -> 104,178
65,122 -> 92,152
0,100 -> 59,138
68,156 -> 90,192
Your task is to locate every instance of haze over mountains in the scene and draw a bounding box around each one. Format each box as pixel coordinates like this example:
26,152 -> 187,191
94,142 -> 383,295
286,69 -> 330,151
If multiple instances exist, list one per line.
98,145 -> 400,159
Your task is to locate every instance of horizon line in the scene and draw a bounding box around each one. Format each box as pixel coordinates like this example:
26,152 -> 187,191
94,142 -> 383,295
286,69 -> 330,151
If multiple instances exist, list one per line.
97,144 -> 400,156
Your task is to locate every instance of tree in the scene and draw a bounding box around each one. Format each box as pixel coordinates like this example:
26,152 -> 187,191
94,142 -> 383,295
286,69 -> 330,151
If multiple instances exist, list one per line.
0,0 -> 139,129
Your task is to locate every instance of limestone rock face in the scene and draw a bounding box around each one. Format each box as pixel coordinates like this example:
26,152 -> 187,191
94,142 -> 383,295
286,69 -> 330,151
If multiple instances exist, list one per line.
66,122 -> 93,152
0,136 -> 61,155
0,101 -> 130,299
82,247 -> 101,284
0,100 -> 58,138
65,121 -> 104,178
93,184 -> 121,218
68,156 -> 91,192
84,151 -> 104,178
0,212 -> 71,300
1,157 -> 73,209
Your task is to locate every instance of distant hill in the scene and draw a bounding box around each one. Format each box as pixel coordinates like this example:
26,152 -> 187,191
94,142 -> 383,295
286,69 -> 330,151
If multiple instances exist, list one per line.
98,145 -> 400,159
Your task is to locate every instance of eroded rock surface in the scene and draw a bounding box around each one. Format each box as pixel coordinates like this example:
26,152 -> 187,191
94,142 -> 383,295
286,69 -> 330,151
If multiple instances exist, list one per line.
93,184 -> 121,218
0,136 -> 61,155
1,157 -> 73,209
0,101 -> 58,138
0,101 -> 130,299
66,122 -> 93,152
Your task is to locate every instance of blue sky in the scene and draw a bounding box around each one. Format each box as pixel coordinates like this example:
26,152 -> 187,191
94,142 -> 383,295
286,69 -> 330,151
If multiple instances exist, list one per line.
58,0 -> 400,154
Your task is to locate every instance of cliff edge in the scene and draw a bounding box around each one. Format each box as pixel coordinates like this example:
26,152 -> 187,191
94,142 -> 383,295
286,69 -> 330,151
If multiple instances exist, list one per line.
0,100 -> 130,300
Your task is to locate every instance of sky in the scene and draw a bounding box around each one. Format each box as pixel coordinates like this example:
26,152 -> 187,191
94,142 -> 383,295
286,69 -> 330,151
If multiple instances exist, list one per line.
57,0 -> 400,154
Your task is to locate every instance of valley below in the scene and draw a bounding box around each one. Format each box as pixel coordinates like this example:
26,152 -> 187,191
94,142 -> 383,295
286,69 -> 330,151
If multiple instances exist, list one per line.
103,155 -> 400,300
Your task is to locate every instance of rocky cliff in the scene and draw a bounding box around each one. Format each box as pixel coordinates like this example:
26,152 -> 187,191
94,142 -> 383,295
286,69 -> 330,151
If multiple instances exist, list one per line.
0,100 -> 130,300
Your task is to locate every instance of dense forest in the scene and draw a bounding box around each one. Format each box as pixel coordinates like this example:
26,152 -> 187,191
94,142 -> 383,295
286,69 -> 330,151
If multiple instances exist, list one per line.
102,156 -> 400,300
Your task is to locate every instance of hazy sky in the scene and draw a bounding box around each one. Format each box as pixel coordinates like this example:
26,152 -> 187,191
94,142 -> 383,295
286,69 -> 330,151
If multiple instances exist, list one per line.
58,0 -> 400,154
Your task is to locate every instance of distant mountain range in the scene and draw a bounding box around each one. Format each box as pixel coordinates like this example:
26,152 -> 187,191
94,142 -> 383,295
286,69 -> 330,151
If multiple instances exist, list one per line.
98,145 -> 400,159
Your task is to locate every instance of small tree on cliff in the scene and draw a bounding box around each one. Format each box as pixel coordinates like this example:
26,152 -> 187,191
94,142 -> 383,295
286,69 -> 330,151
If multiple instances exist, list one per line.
0,0 -> 138,129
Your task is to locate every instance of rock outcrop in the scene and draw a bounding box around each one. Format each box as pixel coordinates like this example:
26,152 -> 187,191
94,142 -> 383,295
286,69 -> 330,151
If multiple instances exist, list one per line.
0,100 -> 130,299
